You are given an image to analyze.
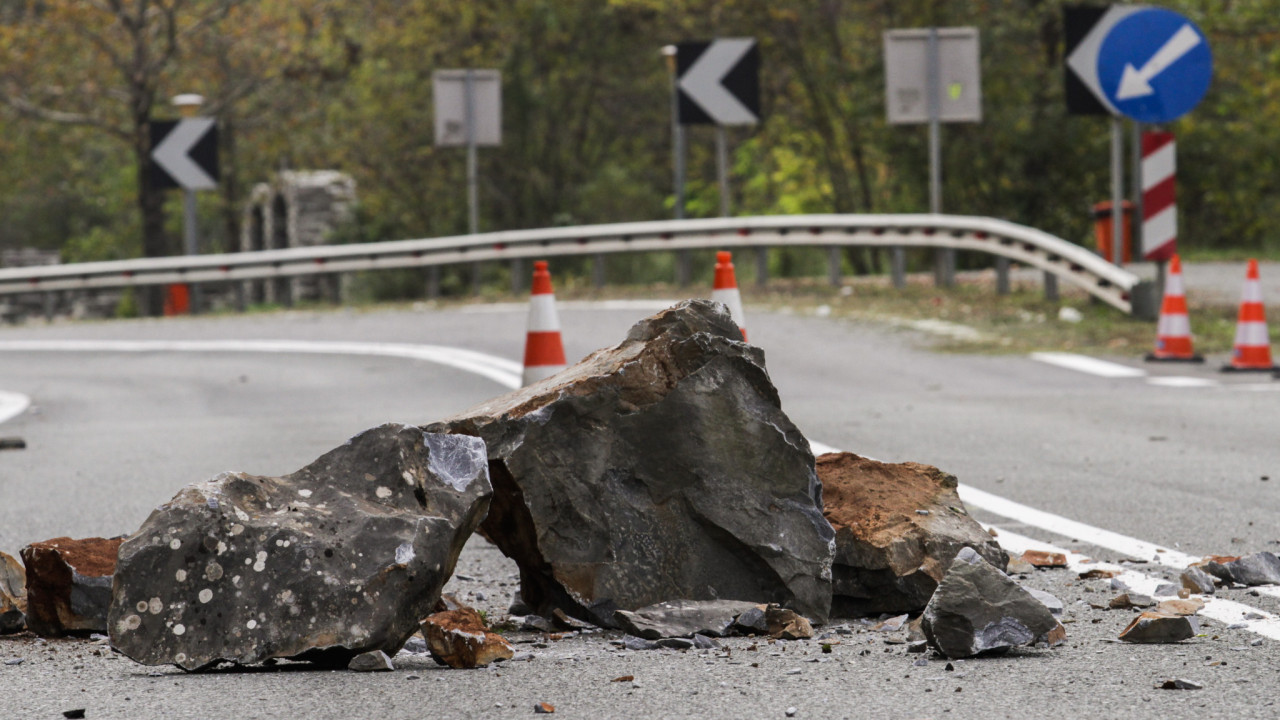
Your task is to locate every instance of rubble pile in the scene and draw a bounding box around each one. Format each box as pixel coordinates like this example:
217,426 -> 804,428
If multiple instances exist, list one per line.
107,424 -> 492,670
818,452 -> 1006,616
426,300 -> 834,627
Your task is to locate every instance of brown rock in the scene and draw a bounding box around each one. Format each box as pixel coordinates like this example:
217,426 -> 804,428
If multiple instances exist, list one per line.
765,606 -> 813,640
421,608 -> 514,668
535,703 -> 556,714
1118,611 -> 1198,643
21,536 -> 123,636
818,453 -> 1006,616
1157,598 -> 1205,616
0,550 -> 26,634
1038,621 -> 1067,647
1180,567 -> 1216,595
1021,550 -> 1067,568
1005,555 -> 1035,575
1078,569 -> 1119,579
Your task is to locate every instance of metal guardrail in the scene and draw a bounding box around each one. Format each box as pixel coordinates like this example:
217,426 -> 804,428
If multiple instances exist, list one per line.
0,214 -> 1143,313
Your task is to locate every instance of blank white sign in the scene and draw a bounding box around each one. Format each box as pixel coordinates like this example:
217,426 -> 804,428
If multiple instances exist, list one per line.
433,69 -> 502,147
884,28 -> 982,125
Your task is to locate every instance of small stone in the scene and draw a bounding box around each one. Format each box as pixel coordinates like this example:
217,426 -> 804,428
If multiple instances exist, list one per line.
1109,592 -> 1156,610
691,634 -> 721,650
1251,639 -> 1263,647
1227,623 -> 1247,630
518,615 -> 556,633
1021,550 -> 1067,568
612,675 -> 634,683
922,548 -> 1058,659
511,652 -> 535,662
1025,588 -> 1064,615
0,437 -> 25,451
399,635 -> 429,655
61,710 -> 86,719
871,614 -> 909,632
1181,567 -> 1217,595
347,650 -> 394,672
786,708 -> 798,717
1152,583 -> 1180,597
422,608 -> 514,668
1109,578 -> 1129,592
1156,678 -> 1202,690
4,658 -> 23,665
1005,555 -> 1035,575
623,635 -> 659,651
1156,598 -> 1204,616
534,702 -> 556,714
550,608 -> 594,631
765,606 -> 814,640
508,590 -> 533,616
657,637 -> 694,650
614,599 -> 754,639
474,591 -> 488,602
1078,569 -> 1118,579
733,607 -> 769,635
913,658 -> 928,667
1119,612 -> 1198,644
786,668 -> 802,675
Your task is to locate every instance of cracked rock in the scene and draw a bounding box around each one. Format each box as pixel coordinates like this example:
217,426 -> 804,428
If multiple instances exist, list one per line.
108,424 -> 492,670
613,599 -> 759,639
1204,552 -> 1280,587
22,537 -> 124,636
422,608 -> 514,668
1,550 -> 26,634
818,453 -> 1006,616
427,300 -> 834,626
1181,567 -> 1216,595
921,547 -> 1060,659
348,650 -> 394,672
1118,612 -> 1198,643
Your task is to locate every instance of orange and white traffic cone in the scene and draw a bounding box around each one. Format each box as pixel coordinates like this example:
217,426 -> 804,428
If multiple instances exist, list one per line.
1145,255 -> 1203,363
712,251 -> 748,342
522,261 -> 568,386
1222,259 -> 1276,372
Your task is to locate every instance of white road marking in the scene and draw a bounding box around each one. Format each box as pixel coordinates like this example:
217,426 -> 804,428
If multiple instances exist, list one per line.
1146,376 -> 1219,388
0,340 -> 523,390
992,525 -> 1280,641
1030,352 -> 1147,378
0,390 -> 31,426
461,299 -> 680,314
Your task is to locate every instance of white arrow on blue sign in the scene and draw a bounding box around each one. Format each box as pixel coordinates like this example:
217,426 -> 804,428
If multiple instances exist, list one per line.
1067,6 -> 1212,124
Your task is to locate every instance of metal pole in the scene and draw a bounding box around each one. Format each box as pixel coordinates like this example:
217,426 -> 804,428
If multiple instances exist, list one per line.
466,69 -> 479,235
927,28 -> 952,287
1111,116 -> 1124,265
716,126 -> 731,217
1131,120 -> 1143,259
183,189 -> 202,313
667,51 -> 685,221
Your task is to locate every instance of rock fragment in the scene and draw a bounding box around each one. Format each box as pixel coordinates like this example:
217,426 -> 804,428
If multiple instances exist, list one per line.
613,599 -> 759,639
765,606 -> 814,640
421,607 -> 514,669
108,424 -> 492,670
1005,555 -> 1034,575
1020,550 -> 1067,568
0,551 -> 26,634
819,453 -> 1005,616
1157,678 -> 1202,690
1109,592 -> 1156,609
1024,588 -> 1064,615
1157,598 -> 1205,616
1118,612 -> 1198,643
534,703 -> 556,714
348,650 -> 394,672
22,536 -> 123,636
1181,567 -> 1216,595
427,300 -> 834,626
1204,552 -> 1280,586
921,547 -> 1059,659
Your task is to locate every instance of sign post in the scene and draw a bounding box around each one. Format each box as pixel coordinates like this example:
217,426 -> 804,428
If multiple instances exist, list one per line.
884,27 -> 982,288
433,69 -> 502,235
675,38 -> 760,219
151,98 -> 218,314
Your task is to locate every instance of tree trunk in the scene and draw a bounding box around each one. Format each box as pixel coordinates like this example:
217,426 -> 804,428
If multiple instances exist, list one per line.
136,115 -> 169,317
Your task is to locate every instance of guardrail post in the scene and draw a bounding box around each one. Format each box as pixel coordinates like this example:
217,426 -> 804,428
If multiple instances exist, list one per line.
934,250 -> 955,288
592,253 -> 606,289
509,259 -> 525,295
1043,271 -> 1059,303
677,249 -> 692,288
995,257 -> 1010,295
234,282 -> 247,313
426,266 -> 441,299
827,247 -> 842,287
755,248 -> 768,287
891,248 -> 906,288
471,261 -> 482,296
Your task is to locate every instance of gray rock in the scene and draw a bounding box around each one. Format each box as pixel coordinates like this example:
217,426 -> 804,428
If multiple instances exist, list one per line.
516,615 -> 556,633
623,635 -> 660,651
1152,582 -> 1180,597
733,607 -> 769,635
921,547 -> 1060,659
691,634 -> 721,650
348,650 -> 394,672
657,637 -> 694,650
1119,612 -> 1199,643
108,424 -> 492,670
819,453 -> 1007,616
1024,588 -> 1064,615
427,300 -> 834,626
613,599 -> 760,639
1181,567 -> 1216,595
1157,678 -> 1203,690
1218,553 -> 1280,586
1109,592 -> 1156,609
398,635 -> 429,656
0,551 -> 25,634
508,590 -> 533,616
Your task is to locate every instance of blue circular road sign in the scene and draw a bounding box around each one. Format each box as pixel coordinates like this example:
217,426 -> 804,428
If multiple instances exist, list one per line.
1097,8 -> 1212,124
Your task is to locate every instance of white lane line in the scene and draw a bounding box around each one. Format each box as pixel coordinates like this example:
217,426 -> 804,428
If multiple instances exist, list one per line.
1146,376 -> 1219,388
992,525 -> 1280,641
0,340 -> 523,390
1030,352 -> 1147,378
460,299 -> 681,314
0,390 -> 31,425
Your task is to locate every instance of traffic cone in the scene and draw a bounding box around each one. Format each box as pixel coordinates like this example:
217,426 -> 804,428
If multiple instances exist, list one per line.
1222,259 -> 1276,372
712,251 -> 748,342
1145,255 -> 1203,363
522,261 -> 568,386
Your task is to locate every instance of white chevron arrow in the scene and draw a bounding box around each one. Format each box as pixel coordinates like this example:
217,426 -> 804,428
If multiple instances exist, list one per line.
1116,24 -> 1201,101
152,118 -> 217,190
679,38 -> 757,126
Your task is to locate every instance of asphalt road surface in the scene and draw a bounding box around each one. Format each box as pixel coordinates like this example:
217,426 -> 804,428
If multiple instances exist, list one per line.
1,301 -> 1279,719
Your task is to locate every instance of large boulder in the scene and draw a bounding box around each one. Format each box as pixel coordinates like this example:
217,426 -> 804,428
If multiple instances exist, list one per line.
819,453 -> 1007,616
1,550 -> 27,634
427,300 -> 834,626
108,424 -> 491,670
921,547 -> 1059,659
22,537 -> 124,636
